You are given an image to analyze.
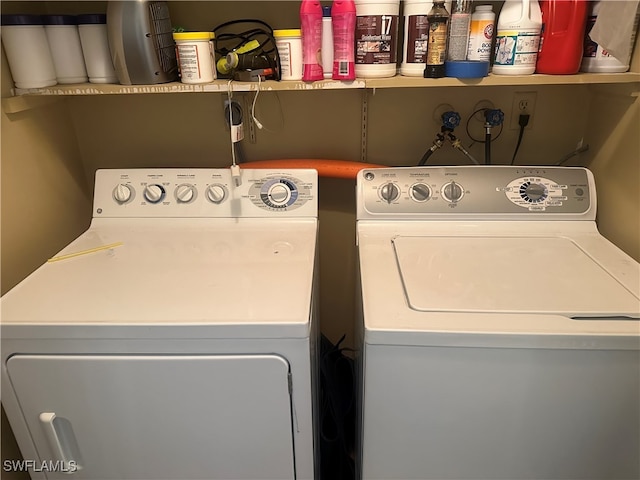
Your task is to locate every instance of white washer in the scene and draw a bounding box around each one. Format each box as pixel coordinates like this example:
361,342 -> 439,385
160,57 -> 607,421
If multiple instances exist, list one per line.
1,168 -> 319,480
356,166 -> 640,480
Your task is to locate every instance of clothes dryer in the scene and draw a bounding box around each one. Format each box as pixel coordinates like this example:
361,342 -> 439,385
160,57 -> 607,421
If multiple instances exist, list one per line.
356,166 -> 639,480
1,168 -> 319,480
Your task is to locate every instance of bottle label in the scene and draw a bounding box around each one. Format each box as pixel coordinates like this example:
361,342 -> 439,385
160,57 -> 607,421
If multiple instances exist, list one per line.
355,15 -> 398,65
426,21 -> 448,66
494,31 -> 540,67
277,41 -> 292,77
406,15 -> 430,64
467,19 -> 494,61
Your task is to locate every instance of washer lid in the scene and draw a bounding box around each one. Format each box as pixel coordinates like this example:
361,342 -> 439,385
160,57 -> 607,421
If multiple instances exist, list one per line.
393,236 -> 640,317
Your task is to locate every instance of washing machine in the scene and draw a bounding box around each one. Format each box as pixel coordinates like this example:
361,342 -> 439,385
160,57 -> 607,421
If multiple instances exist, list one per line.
355,166 -> 640,480
1,168 -> 319,480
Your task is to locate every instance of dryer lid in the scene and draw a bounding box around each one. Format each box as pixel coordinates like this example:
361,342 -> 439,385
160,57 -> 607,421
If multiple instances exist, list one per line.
392,236 -> 640,317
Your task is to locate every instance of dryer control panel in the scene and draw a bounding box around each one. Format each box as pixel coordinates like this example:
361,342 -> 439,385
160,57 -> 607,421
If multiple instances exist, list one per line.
94,168 -> 317,218
357,166 -> 595,220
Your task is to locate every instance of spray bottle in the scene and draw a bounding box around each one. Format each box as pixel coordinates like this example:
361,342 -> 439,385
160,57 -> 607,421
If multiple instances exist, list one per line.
332,0 -> 356,80
300,0 -> 324,81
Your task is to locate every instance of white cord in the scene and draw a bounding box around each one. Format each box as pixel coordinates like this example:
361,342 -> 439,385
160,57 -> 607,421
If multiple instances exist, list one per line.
251,75 -> 263,130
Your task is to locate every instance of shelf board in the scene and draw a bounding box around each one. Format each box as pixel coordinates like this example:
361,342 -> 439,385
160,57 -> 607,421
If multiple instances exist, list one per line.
9,72 -> 640,98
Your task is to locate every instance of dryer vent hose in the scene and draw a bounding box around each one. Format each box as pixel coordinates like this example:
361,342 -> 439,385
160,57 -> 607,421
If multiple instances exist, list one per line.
239,159 -> 385,179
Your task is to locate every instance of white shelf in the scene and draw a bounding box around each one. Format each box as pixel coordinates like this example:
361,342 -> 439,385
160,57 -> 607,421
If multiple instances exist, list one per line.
4,72 -> 639,113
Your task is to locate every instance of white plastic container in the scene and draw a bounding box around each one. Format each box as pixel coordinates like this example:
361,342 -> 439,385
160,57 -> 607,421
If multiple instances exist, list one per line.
173,32 -> 215,84
77,14 -> 118,84
274,29 -> 303,80
581,0 -> 639,73
467,5 -> 495,62
354,0 -> 400,78
401,0 -> 451,76
322,6 -> 334,78
492,0 -> 542,75
0,14 -> 57,89
44,15 -> 88,84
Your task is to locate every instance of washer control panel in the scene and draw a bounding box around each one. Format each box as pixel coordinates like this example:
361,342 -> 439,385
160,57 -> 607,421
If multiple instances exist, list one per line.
94,168 -> 317,218
358,166 -> 594,219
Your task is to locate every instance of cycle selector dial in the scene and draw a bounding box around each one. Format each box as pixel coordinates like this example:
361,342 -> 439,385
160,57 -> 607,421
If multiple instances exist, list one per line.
143,184 -> 166,203
521,182 -> 548,203
441,181 -> 464,203
206,184 -> 227,204
410,183 -> 432,202
175,183 -> 196,203
379,182 -> 400,203
113,184 -> 133,204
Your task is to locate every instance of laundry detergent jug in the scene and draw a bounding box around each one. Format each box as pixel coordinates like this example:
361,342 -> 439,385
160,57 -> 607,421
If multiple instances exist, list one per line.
493,0 -> 542,75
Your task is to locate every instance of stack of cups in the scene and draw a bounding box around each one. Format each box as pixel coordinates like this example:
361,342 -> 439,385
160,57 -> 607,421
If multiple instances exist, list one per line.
0,14 -> 57,88
44,15 -> 88,84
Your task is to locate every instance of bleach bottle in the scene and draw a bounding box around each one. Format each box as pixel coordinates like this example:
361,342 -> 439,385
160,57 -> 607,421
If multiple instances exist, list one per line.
493,0 -> 542,75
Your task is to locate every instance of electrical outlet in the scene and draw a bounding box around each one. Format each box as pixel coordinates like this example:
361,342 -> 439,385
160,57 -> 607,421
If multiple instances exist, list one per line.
510,92 -> 537,130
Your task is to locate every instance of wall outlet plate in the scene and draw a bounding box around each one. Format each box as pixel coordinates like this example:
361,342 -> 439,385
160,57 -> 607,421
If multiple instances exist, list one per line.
510,92 -> 537,130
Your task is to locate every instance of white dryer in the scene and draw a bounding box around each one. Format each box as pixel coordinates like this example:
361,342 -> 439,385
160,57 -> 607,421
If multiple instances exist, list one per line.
1,168 -> 319,480
356,166 -> 639,480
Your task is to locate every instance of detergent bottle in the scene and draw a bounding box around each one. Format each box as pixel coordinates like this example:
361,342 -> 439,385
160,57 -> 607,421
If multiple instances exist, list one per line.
536,0 -> 588,74
493,0 -> 542,75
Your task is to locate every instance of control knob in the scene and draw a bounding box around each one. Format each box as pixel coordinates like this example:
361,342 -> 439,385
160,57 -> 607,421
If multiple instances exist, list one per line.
143,184 -> 166,203
175,183 -> 196,203
521,182 -> 548,203
442,181 -> 464,203
410,183 -> 431,202
379,182 -> 400,203
206,184 -> 227,204
113,184 -> 133,204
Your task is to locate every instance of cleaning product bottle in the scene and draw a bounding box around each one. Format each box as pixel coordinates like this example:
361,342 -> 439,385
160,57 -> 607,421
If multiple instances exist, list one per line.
300,0 -> 324,81
536,0 -> 588,74
332,0 -> 357,80
401,0 -> 452,76
466,4 -> 495,62
447,0 -> 472,61
580,0 -> 640,73
492,0 -> 542,75
424,0 -> 450,78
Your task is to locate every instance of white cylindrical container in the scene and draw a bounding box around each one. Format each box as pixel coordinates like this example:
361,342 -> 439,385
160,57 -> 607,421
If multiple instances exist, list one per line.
354,0 -> 400,78
581,0 -> 640,73
44,15 -> 88,84
274,29 -> 303,80
77,14 -> 118,84
322,5 -> 334,78
466,5 -> 495,62
0,14 -> 57,89
173,32 -> 216,84
492,0 -> 542,75
401,0 -> 452,76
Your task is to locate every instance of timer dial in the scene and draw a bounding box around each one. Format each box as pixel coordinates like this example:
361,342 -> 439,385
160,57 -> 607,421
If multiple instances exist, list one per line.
143,184 -> 165,203
260,178 -> 299,208
521,182 -> 548,203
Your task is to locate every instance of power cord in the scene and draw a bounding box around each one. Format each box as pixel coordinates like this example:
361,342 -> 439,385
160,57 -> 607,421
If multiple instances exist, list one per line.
510,114 -> 530,165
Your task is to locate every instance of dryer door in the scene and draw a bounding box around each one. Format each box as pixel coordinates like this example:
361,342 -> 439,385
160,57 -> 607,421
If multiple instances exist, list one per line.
6,354 -> 295,480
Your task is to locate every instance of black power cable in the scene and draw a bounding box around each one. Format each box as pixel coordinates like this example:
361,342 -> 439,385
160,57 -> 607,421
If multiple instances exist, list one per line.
510,114 -> 530,165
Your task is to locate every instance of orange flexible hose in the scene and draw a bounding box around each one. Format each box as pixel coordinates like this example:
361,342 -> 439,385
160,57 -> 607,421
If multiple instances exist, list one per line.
239,159 -> 385,179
